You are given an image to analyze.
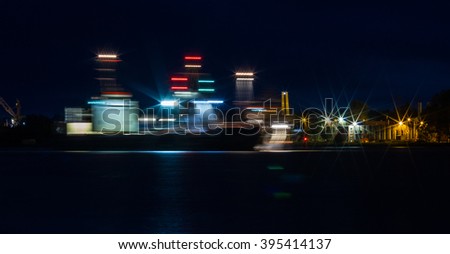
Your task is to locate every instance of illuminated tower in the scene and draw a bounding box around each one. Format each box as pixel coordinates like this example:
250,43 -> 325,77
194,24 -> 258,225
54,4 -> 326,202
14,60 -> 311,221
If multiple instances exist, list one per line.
164,55 -> 222,130
281,91 -> 290,115
184,55 -> 202,91
90,52 -> 138,133
96,53 -> 131,98
171,55 -> 216,99
235,72 -> 254,104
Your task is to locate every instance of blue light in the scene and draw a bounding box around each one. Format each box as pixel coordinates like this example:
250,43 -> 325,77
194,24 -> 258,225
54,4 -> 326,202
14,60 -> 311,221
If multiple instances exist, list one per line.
88,101 -> 106,105
198,88 -> 215,92
198,80 -> 215,83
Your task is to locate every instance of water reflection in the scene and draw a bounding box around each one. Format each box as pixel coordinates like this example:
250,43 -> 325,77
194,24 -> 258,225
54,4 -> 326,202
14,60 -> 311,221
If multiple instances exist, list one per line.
0,146 -> 449,233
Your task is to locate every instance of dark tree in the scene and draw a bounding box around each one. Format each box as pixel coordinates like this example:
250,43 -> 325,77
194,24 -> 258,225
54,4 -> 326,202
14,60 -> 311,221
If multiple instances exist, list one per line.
425,89 -> 450,142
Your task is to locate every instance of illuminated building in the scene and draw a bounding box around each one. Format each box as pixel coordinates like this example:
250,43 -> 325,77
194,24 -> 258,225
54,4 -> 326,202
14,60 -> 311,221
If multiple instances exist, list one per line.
161,55 -> 222,132
96,53 -> 130,98
89,99 -> 139,133
281,91 -> 290,115
65,107 -> 92,135
234,72 -> 254,105
184,56 -> 202,91
90,52 -> 139,133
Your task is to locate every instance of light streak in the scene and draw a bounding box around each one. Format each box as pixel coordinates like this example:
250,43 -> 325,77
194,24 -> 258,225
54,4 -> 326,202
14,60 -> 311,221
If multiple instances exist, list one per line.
98,54 -> 117,58
193,100 -> 223,104
271,124 -> 289,129
171,77 -> 188,81
184,56 -> 202,60
171,86 -> 188,90
198,88 -> 215,92
198,80 -> 215,83
235,72 -> 254,76
161,100 -> 177,106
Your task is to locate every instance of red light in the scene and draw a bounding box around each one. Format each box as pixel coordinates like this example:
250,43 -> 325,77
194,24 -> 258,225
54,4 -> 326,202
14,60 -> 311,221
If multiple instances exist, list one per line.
97,59 -> 121,63
303,137 -> 308,141
184,56 -> 202,60
171,77 -> 188,81
171,86 -> 188,90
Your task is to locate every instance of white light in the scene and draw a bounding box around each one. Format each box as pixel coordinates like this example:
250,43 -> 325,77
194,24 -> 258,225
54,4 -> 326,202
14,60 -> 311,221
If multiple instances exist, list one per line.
174,92 -> 197,97
159,118 -> 176,122
208,100 -> 223,104
236,78 -> 254,81
338,117 -> 344,124
185,64 -> 201,68
235,72 -> 254,76
161,100 -> 177,106
139,118 -> 156,121
352,122 -> 358,126
193,100 -> 223,104
98,54 -> 117,58
271,124 -> 289,129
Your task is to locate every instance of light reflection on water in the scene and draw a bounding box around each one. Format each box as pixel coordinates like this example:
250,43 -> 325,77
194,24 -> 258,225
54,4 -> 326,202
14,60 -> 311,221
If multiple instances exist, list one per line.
0,146 -> 448,233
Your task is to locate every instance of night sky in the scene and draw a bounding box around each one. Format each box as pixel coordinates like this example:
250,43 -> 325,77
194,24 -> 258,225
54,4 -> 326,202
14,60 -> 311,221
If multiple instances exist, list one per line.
2,0 -> 450,117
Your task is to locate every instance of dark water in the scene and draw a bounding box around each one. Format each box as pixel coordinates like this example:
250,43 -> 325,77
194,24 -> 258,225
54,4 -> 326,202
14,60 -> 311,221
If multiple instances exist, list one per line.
0,146 -> 449,233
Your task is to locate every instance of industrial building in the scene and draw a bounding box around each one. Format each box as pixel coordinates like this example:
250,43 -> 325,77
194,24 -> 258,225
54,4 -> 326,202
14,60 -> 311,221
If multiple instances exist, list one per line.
65,52 -> 139,135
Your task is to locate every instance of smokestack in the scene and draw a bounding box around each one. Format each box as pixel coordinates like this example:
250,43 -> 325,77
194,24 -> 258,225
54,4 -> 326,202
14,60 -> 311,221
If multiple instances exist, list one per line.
418,101 -> 423,116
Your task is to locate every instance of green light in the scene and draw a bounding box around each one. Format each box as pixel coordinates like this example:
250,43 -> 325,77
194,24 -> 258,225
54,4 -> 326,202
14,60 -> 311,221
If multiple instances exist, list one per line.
198,80 -> 215,83
198,88 -> 215,92
267,165 -> 284,170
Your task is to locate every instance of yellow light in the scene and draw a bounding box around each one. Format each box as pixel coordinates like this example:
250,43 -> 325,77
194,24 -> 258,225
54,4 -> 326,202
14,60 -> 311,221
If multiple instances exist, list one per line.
98,54 -> 117,58
235,72 -> 254,76
399,121 -> 403,126
420,121 -> 424,125
407,118 -> 411,122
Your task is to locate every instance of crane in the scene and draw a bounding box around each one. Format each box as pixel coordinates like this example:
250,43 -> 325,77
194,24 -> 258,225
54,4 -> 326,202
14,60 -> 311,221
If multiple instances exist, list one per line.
0,97 -> 22,127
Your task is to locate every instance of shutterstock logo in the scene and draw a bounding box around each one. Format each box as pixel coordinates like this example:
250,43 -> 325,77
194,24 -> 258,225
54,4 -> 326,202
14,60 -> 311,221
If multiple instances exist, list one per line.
96,98 -> 353,137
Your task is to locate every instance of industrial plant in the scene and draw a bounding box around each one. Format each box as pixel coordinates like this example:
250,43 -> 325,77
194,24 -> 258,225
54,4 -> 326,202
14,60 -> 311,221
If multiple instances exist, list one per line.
1,50 -> 449,147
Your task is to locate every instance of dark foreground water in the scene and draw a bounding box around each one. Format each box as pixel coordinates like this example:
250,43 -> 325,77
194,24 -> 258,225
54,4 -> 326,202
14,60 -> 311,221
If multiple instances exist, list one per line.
0,146 -> 449,233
